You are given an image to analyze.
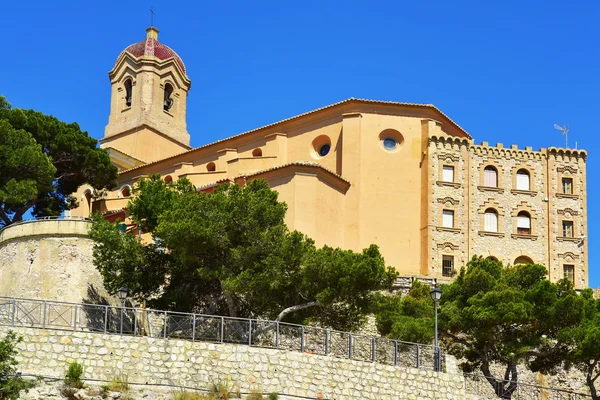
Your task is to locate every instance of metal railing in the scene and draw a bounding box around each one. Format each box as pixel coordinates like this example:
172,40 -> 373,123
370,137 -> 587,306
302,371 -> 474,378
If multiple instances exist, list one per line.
464,373 -> 592,399
0,296 -> 442,371
0,216 -> 90,231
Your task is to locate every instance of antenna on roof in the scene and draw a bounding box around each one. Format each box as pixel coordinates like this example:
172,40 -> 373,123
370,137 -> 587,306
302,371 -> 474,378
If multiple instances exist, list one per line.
554,123 -> 570,148
149,7 -> 155,27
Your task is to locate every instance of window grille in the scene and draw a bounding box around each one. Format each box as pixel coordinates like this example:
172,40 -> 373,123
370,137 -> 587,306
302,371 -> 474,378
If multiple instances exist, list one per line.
442,256 -> 454,277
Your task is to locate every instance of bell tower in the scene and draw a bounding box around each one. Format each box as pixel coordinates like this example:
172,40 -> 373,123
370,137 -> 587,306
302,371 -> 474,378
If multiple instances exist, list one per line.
102,27 -> 192,169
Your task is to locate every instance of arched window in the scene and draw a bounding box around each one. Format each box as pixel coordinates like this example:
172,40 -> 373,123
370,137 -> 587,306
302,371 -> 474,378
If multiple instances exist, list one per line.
206,162 -> 216,172
164,175 -> 173,184
82,189 -> 92,215
484,208 -> 498,232
514,256 -> 534,265
517,211 -> 531,235
120,185 -> 131,198
484,166 -> 498,187
124,78 -> 132,107
164,83 -> 174,111
516,169 -> 530,191
486,256 -> 499,262
252,148 -> 262,157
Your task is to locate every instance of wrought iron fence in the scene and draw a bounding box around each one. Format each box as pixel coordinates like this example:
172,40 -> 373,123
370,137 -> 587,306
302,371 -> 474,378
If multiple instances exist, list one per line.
464,373 -> 592,399
0,296 -> 441,371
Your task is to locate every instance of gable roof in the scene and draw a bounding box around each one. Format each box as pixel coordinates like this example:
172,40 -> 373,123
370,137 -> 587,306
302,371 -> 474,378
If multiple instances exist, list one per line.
119,98 -> 471,175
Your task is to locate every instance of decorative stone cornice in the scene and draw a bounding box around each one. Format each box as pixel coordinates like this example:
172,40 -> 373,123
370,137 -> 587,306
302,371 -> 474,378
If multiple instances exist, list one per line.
557,166 -> 578,174
437,197 -> 460,205
437,153 -> 460,162
557,208 -> 579,216
436,242 -> 460,250
558,252 -> 580,260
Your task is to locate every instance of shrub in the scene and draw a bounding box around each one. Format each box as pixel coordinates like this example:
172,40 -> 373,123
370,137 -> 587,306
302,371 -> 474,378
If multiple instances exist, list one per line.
246,388 -> 264,400
267,394 -> 279,400
172,391 -> 209,400
0,330 -> 36,400
107,374 -> 129,392
64,362 -> 84,389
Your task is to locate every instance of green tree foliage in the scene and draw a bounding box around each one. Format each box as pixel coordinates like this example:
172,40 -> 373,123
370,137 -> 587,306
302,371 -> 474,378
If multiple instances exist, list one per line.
374,281 -> 435,344
0,331 -> 35,400
441,256 -> 584,399
531,286 -> 600,399
0,96 -> 117,227
89,176 -> 397,331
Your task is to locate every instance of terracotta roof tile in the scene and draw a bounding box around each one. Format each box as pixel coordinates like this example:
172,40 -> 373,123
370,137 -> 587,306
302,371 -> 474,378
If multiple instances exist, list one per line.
115,38 -> 186,73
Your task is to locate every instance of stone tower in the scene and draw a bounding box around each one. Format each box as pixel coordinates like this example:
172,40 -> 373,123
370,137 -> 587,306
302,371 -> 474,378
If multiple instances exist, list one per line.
102,27 -> 192,170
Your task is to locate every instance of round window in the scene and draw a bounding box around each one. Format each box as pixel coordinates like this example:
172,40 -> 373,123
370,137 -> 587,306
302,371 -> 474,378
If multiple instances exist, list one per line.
382,137 -> 397,150
319,144 -> 331,157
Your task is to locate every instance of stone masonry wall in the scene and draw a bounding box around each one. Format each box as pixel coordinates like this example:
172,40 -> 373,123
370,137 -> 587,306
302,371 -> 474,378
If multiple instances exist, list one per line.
1,326 -> 486,400
0,220 -> 116,305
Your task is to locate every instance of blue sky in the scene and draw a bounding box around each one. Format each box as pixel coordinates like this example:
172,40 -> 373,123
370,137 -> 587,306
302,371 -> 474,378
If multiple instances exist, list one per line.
2,1 -> 599,285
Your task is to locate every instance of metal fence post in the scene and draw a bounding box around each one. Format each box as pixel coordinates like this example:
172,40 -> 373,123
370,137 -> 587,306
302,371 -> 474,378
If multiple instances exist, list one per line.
192,315 -> 196,342
394,340 -> 398,366
275,322 -> 279,349
133,309 -> 138,336
104,305 -> 108,334
324,330 -> 329,356
11,298 -> 16,327
415,344 -> 420,368
371,337 -> 376,362
42,302 -> 47,329
73,305 -> 78,331
301,325 -> 305,352
248,320 -> 252,346
348,334 -> 353,359
220,317 -> 224,344
163,311 -> 168,338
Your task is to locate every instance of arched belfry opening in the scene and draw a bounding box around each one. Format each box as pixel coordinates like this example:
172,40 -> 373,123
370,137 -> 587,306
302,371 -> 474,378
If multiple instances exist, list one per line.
124,78 -> 132,107
164,83 -> 174,111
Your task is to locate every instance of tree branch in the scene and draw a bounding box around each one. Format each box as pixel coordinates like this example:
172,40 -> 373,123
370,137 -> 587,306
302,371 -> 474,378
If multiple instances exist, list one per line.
252,301 -> 321,338
0,206 -> 12,226
275,301 -> 320,323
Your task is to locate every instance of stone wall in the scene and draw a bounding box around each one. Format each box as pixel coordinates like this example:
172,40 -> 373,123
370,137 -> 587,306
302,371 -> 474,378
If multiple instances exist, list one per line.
2,326 -> 486,400
0,220 -> 115,305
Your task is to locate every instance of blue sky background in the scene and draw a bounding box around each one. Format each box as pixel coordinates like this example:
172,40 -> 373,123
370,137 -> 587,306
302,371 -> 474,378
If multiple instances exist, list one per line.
2,1 -> 599,285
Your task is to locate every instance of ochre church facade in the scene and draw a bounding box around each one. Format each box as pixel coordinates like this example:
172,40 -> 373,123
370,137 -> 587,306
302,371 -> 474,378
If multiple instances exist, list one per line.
72,27 -> 589,289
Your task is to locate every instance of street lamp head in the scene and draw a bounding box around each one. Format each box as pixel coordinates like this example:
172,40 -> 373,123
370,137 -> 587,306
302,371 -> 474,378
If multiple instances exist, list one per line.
117,287 -> 129,301
430,286 -> 442,302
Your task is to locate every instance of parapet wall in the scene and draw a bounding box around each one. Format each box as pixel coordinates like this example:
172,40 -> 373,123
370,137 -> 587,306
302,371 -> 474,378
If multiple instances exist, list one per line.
0,219 -> 114,304
1,325 -> 481,400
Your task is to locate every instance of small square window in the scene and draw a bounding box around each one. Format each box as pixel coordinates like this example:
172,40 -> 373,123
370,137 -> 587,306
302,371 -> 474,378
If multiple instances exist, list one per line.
442,166 -> 454,182
442,210 -> 454,228
564,265 -> 575,283
442,256 -> 454,277
562,178 -> 573,194
562,221 -> 574,238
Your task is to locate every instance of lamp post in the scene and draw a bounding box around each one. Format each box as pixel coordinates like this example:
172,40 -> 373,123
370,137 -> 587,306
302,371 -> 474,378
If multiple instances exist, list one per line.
430,286 -> 442,372
117,287 -> 128,334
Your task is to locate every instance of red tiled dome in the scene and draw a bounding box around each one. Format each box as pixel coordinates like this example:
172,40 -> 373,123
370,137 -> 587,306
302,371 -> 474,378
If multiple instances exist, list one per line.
115,31 -> 186,74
